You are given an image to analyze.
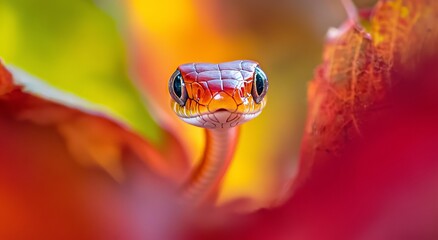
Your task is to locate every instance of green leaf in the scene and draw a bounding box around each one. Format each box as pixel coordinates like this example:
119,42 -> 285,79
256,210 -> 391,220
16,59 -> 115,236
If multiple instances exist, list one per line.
0,0 -> 162,142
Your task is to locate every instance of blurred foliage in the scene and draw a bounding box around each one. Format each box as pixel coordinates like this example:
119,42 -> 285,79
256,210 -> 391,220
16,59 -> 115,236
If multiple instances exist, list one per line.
0,0 -> 161,142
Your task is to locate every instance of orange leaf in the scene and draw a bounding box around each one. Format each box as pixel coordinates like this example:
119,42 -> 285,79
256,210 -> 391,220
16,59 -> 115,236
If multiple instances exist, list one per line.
371,0 -> 438,68
0,62 -> 189,182
0,60 -> 190,238
295,0 -> 438,188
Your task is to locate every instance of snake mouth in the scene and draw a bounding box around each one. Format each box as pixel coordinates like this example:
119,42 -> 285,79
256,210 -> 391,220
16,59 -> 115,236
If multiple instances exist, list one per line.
212,110 -> 238,123
172,97 -> 266,129
180,110 -> 262,129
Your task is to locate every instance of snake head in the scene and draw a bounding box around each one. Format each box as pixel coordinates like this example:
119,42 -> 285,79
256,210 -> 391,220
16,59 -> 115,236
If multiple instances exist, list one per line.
169,60 -> 268,129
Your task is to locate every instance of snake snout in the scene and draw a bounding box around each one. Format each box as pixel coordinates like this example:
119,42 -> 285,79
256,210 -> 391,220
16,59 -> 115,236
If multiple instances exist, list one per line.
207,92 -> 237,113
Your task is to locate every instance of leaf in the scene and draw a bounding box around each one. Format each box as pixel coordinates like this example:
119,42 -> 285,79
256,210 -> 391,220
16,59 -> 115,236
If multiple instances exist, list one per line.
0,59 -> 192,238
0,0 -> 161,142
187,1 -> 438,239
371,0 -> 438,67
0,61 -> 189,182
295,0 -> 438,188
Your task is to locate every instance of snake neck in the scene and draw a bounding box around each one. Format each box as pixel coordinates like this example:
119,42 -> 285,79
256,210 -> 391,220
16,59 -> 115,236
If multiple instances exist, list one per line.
181,127 -> 240,206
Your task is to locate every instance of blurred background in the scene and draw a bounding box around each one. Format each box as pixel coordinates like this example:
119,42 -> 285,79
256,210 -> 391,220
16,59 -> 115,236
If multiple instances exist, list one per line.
0,0 -> 377,207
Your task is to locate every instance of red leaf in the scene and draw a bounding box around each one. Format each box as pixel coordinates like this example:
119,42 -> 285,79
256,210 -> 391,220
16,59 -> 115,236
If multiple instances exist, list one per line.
186,1 -> 438,239
0,61 -> 188,239
295,0 -> 438,188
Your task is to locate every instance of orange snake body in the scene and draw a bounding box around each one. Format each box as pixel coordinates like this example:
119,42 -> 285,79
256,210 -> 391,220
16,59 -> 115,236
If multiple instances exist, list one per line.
169,60 -> 268,205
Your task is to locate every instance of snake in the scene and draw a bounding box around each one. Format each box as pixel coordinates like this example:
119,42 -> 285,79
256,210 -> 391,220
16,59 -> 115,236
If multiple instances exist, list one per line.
168,60 -> 268,205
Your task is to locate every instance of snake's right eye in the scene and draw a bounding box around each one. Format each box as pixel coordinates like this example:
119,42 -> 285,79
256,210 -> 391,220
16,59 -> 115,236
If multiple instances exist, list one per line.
169,69 -> 188,106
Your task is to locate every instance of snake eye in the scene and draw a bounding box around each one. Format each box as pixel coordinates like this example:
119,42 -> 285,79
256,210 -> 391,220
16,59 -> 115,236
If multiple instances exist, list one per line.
169,69 -> 188,106
251,66 -> 268,104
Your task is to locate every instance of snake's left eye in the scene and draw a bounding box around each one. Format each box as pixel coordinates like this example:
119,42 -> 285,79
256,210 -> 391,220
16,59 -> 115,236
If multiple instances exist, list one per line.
251,66 -> 268,104
169,69 -> 188,106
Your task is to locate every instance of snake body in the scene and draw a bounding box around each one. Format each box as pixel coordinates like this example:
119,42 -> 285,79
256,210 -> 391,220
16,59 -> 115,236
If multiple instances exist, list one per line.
169,60 -> 268,205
